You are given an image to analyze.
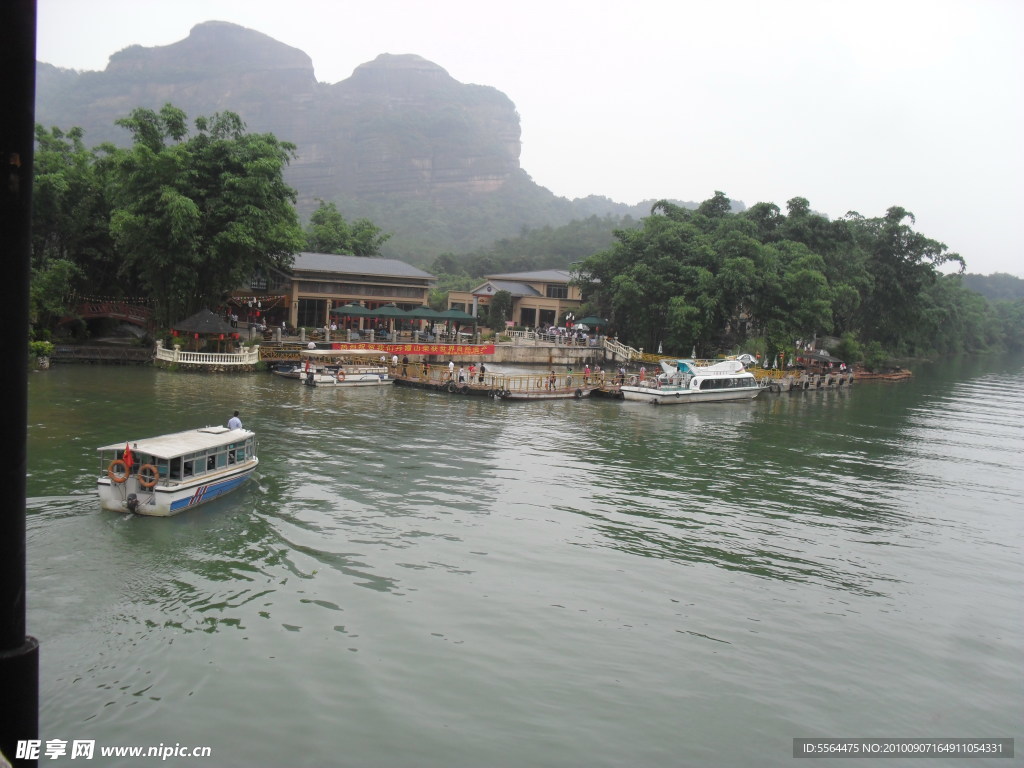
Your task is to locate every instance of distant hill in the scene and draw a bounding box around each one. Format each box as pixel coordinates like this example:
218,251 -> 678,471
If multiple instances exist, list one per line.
35,21 -> 703,263
961,272 -> 1024,301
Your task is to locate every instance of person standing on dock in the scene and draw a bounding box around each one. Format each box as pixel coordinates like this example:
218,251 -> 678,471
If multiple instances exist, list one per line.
448,360 -> 455,380
402,356 -> 409,377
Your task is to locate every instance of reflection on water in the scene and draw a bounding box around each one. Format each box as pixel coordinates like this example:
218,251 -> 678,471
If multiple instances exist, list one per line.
25,358 -> 1024,767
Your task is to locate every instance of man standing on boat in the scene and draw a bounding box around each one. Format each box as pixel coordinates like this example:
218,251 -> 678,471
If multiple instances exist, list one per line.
228,411 -> 242,430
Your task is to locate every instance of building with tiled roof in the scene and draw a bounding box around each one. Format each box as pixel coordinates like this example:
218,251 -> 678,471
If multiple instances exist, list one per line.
447,269 -> 583,330
229,252 -> 436,329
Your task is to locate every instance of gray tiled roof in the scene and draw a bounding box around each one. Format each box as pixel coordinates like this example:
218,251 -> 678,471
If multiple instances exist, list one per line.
474,280 -> 542,297
486,269 -> 572,282
293,252 -> 435,280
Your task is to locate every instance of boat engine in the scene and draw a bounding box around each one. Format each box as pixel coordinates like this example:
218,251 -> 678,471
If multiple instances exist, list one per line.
125,493 -> 139,514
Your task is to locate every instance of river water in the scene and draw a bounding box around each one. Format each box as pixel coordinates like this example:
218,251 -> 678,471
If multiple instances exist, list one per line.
25,355 -> 1023,767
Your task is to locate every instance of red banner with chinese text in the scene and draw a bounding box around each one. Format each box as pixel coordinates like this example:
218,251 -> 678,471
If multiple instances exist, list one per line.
328,343 -> 496,356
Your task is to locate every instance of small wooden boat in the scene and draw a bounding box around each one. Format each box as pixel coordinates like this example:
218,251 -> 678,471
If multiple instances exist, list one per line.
852,367 -> 912,381
97,426 -> 258,516
272,363 -> 305,379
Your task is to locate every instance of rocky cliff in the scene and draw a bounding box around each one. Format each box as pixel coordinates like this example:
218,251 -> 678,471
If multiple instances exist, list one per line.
37,22 -> 520,206
35,21 -> 649,259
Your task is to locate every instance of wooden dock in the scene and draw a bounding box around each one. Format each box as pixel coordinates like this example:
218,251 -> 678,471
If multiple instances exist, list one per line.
391,368 -> 622,401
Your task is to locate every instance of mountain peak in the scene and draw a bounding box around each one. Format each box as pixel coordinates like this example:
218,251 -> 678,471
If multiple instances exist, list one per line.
107,20 -> 313,76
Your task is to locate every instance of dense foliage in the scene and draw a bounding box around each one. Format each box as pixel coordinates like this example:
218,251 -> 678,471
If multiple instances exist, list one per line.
304,200 -> 390,257
32,105 -> 305,328
573,192 -> 1022,358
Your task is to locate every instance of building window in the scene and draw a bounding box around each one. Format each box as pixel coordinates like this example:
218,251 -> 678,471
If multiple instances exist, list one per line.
519,308 -> 537,327
546,285 -> 568,299
297,298 -> 326,328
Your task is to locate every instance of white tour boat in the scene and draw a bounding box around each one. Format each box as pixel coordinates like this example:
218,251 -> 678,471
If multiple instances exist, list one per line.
620,358 -> 762,405
96,426 -> 258,516
297,349 -> 392,387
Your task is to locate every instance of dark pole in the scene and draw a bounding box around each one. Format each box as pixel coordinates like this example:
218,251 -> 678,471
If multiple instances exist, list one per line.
0,1 -> 40,766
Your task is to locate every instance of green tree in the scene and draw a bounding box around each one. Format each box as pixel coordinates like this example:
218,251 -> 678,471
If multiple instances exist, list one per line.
304,200 -> 391,256
348,217 -> 391,257
32,125 -> 121,298
831,332 -> 863,364
305,200 -> 352,254
109,105 -> 304,325
578,197 -> 729,354
30,258 -> 82,330
849,206 -> 964,351
487,289 -> 513,329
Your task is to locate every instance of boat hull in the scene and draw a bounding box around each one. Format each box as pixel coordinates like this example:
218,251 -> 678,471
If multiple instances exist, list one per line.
299,372 -> 392,387
496,387 -> 592,401
620,385 -> 761,404
97,459 -> 258,516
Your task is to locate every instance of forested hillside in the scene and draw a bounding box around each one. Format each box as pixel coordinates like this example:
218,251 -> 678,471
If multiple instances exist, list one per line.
572,193 -> 1023,359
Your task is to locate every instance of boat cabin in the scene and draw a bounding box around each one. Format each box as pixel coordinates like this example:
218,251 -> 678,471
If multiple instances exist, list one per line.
98,427 -> 256,486
300,348 -> 388,372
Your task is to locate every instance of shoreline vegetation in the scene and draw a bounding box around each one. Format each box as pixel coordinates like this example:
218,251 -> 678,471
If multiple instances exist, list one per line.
28,108 -> 1024,370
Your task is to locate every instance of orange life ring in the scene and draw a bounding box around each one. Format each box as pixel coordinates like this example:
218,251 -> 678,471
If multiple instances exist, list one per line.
137,464 -> 159,489
107,459 -> 129,483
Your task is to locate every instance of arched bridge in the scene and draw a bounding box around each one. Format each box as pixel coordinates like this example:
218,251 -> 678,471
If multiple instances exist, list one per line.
71,301 -> 154,327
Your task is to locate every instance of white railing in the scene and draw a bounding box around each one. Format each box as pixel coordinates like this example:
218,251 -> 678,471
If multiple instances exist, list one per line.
602,337 -> 640,361
503,330 -> 598,347
155,342 -> 261,366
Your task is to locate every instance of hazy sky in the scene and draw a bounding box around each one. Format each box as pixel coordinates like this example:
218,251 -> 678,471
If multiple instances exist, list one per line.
36,0 -> 1023,276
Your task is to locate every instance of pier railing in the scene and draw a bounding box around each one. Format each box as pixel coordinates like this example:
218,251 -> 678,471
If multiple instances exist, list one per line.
393,364 -> 617,395
504,329 -> 598,346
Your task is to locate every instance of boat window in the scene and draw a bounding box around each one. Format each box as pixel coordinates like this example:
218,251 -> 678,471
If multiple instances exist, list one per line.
207,455 -> 216,471
216,452 -> 227,469
183,460 -> 194,478
170,457 -> 182,480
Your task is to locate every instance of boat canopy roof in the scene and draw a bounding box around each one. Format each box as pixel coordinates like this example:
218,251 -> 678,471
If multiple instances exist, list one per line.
300,348 -> 383,358
97,426 -> 254,458
664,359 -> 746,375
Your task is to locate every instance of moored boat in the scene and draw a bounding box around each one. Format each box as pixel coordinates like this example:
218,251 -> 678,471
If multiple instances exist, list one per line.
297,349 -> 392,387
97,426 -> 258,516
272,362 -> 305,379
620,358 -> 762,405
